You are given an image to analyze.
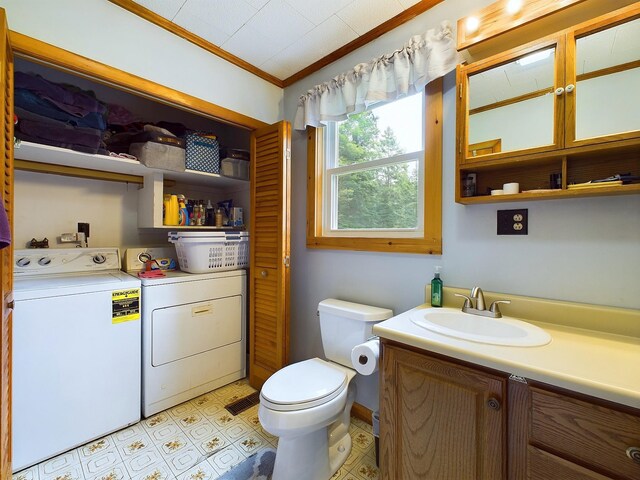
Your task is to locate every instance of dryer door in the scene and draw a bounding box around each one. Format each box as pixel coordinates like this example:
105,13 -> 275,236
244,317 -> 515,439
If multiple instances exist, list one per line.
152,295 -> 242,366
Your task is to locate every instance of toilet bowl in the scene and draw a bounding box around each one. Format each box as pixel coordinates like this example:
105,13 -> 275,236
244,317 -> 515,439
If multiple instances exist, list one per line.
258,299 -> 393,480
259,358 -> 356,480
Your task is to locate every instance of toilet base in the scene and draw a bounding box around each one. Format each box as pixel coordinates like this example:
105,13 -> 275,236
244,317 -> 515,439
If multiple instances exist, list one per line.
271,426 -> 352,480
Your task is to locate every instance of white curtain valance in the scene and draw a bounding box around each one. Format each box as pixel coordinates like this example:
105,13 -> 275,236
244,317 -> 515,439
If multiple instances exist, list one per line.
294,21 -> 459,131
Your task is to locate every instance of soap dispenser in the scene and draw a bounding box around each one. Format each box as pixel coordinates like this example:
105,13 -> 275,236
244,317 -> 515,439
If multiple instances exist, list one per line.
431,266 -> 443,307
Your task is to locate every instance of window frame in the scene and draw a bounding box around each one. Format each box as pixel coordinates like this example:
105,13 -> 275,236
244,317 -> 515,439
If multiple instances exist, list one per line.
306,78 -> 443,254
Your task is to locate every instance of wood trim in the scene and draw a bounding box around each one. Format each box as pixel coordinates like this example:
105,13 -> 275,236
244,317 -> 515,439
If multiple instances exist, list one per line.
351,402 -> 373,425
576,59 -> 640,82
14,160 -> 144,185
469,87 -> 554,115
0,8 -> 12,478
507,378 -> 530,479
458,137 -> 640,170
459,0 -> 637,63
107,0 -> 283,88
9,32 -> 268,131
571,2 -> 640,38
282,0 -> 444,87
306,79 -> 443,255
457,183 -> 640,204
457,0 -> 585,51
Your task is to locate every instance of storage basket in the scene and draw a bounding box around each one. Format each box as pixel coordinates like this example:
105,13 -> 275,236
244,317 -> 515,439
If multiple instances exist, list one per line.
185,133 -> 220,173
168,231 -> 248,273
221,157 -> 249,180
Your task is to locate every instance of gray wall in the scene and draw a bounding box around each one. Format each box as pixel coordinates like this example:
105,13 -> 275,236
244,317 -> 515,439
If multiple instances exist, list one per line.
283,0 -> 640,411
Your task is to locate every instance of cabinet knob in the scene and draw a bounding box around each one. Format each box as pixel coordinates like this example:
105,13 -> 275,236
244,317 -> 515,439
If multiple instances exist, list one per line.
554,87 -> 565,96
487,397 -> 501,411
261,270 -> 268,278
627,446 -> 640,464
565,84 -> 575,93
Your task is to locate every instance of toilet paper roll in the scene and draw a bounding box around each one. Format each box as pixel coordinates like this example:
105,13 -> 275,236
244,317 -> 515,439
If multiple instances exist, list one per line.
351,339 -> 380,376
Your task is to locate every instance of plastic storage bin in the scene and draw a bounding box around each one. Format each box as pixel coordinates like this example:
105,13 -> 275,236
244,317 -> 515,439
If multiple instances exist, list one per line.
221,157 -> 249,180
168,231 -> 248,273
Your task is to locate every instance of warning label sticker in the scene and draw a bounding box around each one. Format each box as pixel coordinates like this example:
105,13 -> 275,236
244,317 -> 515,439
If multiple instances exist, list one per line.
112,288 -> 141,324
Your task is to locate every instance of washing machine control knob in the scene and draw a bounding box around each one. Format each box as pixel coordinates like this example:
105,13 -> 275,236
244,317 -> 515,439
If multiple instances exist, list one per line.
16,257 -> 30,267
38,257 -> 51,266
92,254 -> 107,264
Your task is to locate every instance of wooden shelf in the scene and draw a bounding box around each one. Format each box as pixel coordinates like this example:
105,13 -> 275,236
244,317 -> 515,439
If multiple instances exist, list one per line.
142,225 -> 246,231
459,183 -> 640,204
14,141 -> 248,188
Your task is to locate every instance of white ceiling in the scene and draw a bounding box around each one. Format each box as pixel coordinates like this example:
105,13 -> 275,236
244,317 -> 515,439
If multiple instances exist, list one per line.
133,0 -> 422,81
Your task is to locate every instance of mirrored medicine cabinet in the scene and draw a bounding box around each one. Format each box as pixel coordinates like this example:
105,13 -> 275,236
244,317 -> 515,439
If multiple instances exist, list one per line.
455,4 -> 640,204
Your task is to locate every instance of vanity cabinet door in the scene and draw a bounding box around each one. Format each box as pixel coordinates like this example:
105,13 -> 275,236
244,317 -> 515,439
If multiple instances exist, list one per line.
379,344 -> 506,480
565,11 -> 640,148
458,36 -> 564,164
509,380 -> 640,480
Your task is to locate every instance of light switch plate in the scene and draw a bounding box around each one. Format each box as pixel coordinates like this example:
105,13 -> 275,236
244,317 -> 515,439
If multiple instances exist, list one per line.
497,209 -> 528,235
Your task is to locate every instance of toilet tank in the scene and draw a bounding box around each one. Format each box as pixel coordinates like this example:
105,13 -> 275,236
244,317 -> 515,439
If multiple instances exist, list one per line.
318,299 -> 393,368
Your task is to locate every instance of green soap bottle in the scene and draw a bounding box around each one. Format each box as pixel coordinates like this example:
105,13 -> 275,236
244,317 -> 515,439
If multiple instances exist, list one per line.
431,266 -> 443,307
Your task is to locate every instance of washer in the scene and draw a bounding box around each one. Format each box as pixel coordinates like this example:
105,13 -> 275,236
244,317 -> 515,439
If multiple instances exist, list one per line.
12,248 -> 141,472
125,248 -> 246,417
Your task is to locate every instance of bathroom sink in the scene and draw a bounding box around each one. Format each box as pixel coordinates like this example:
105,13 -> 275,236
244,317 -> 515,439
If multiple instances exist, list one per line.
410,308 -> 551,347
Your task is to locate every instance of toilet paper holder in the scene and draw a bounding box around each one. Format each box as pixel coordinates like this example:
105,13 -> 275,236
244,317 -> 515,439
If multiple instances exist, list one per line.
357,335 -> 379,366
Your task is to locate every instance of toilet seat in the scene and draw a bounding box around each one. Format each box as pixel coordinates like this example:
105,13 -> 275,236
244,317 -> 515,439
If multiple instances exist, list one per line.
261,358 -> 348,412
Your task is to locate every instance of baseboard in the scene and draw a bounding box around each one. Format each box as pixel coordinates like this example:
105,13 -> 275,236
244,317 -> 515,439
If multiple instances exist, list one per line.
350,402 -> 373,425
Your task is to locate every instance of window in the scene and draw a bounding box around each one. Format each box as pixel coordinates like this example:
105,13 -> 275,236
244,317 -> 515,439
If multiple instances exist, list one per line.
307,78 -> 443,254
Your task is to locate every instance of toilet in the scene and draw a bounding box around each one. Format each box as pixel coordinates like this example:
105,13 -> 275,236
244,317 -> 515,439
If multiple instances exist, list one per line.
258,299 -> 393,480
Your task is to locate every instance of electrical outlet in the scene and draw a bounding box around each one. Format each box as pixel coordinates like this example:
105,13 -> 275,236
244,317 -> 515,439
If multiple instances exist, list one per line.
497,209 -> 528,235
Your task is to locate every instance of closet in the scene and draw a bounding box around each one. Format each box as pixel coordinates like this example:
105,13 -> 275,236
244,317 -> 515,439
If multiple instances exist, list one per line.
1,22 -> 291,475
14,57 -> 253,234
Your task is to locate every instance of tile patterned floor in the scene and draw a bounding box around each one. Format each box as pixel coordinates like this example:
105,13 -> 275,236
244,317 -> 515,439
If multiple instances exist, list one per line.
13,379 -> 379,480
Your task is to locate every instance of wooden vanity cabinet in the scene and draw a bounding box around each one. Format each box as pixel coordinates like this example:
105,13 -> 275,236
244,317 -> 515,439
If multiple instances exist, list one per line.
509,379 -> 640,480
379,342 -> 640,480
455,4 -> 640,204
379,342 -> 507,480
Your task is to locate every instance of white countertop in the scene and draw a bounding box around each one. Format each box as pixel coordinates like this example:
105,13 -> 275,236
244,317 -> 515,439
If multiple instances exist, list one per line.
373,304 -> 640,409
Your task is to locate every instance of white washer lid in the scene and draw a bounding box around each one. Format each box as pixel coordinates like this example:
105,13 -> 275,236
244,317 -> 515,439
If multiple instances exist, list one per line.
261,358 -> 347,408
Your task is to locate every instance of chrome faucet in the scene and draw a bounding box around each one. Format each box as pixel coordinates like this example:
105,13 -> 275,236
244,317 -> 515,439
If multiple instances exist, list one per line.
471,286 -> 486,310
455,287 -> 511,318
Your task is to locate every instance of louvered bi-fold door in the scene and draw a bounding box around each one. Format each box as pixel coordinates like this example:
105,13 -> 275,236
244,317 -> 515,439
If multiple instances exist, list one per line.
0,8 -> 12,477
249,121 -> 291,389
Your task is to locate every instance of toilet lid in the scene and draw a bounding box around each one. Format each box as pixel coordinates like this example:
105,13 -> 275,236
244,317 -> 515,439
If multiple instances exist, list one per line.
261,358 -> 347,411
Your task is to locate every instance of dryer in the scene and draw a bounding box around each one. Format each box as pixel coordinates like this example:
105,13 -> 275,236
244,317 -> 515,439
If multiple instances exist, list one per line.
126,248 -> 246,417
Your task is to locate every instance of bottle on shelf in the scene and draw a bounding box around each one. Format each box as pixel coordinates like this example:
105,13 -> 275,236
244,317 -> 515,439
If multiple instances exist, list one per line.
430,266 -> 443,307
178,195 -> 188,226
163,194 -> 170,225
165,194 -> 179,226
205,200 -> 214,226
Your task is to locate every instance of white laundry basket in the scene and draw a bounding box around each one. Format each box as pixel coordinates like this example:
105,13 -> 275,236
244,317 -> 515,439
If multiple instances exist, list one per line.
168,231 -> 249,273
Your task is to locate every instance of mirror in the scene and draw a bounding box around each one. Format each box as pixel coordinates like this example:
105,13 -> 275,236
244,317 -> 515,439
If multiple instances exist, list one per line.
467,46 -> 556,157
575,17 -> 640,140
